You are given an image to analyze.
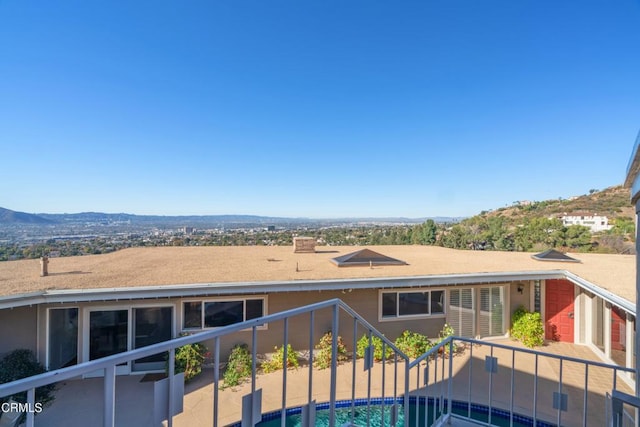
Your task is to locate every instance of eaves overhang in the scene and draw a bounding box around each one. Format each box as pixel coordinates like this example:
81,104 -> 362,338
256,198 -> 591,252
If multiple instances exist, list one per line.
563,270 -> 635,315
0,269 -> 609,310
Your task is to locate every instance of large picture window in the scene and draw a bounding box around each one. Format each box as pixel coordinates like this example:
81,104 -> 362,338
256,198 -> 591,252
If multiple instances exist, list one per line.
381,290 -> 444,320
182,297 -> 266,330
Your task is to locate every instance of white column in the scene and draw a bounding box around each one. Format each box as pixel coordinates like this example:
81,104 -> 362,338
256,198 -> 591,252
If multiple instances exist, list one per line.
605,301 -> 612,359
627,313 -> 634,378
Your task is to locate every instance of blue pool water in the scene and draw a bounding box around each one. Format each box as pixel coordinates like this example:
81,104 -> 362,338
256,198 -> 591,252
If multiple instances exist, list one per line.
236,397 -> 556,427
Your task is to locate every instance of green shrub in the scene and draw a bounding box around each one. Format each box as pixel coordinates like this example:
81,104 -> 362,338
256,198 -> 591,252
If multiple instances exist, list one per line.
356,334 -> 393,362
261,344 -> 300,373
223,344 -> 252,388
439,323 -> 455,340
511,306 -> 545,348
172,340 -> 208,382
314,332 -> 348,370
435,323 -> 458,355
394,330 -> 433,359
0,349 -> 56,412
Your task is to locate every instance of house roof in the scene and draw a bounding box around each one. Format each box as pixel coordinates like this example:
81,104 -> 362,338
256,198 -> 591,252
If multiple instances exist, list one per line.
531,249 -> 580,263
0,245 -> 635,304
330,249 -> 407,267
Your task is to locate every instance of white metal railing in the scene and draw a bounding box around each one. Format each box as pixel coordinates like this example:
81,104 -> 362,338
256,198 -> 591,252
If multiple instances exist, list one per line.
0,299 -> 410,427
609,390 -> 640,427
0,298 -> 636,427
404,336 -> 636,427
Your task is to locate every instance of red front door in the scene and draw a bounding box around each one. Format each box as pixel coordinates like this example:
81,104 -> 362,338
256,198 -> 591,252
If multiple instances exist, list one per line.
545,279 -> 575,342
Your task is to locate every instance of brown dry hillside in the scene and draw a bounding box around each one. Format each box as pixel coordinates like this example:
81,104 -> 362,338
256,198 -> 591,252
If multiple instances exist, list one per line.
482,185 -> 633,225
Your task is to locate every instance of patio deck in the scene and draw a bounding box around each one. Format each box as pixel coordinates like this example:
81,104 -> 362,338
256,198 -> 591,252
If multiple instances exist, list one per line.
30,339 -> 632,427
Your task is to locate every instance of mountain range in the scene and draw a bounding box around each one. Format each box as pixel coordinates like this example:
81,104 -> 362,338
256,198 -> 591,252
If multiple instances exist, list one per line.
0,208 -> 457,227
1,185 -> 630,228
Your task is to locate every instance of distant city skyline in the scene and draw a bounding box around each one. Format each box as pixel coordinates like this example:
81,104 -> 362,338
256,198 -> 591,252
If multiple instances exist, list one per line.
1,1 -> 639,218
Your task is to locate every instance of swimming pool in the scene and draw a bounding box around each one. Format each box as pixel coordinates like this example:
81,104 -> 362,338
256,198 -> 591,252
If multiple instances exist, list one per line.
231,396 -> 556,427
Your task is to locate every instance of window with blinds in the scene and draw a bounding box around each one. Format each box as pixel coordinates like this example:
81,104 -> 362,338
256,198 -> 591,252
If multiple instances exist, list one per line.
448,289 -> 475,338
479,286 -> 504,337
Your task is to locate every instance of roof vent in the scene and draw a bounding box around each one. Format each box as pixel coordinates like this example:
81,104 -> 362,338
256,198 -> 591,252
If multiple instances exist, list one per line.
331,249 -> 407,267
531,249 -> 580,263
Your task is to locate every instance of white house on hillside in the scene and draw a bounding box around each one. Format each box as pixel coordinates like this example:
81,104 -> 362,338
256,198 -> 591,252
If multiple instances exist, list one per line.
558,212 -> 613,232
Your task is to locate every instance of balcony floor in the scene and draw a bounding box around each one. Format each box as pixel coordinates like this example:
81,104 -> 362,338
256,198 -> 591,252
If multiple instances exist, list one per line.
33,340 -> 633,427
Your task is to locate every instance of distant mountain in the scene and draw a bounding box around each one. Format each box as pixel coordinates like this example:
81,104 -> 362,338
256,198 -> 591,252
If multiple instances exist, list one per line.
0,207 -> 55,224
35,212 -> 311,227
0,209 -> 456,229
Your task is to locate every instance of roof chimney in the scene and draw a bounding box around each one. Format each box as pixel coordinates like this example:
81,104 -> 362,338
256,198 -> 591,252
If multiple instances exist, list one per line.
293,237 -> 316,253
40,256 -> 49,277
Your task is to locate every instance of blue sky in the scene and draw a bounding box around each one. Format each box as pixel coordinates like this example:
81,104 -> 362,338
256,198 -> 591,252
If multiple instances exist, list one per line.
1,1 -> 639,218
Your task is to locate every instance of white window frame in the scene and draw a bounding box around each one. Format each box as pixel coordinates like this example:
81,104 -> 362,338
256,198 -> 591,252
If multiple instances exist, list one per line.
82,302 -> 176,376
378,289 -> 446,322
181,296 -> 268,331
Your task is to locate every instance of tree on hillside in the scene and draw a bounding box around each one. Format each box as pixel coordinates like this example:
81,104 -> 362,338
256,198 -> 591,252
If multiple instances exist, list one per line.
610,217 -> 635,238
563,225 -> 592,250
514,218 -> 564,252
440,224 -> 472,249
411,219 -> 438,245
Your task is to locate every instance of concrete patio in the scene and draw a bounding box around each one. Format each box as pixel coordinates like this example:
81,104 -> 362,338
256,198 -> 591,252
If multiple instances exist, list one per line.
30,340 -> 634,427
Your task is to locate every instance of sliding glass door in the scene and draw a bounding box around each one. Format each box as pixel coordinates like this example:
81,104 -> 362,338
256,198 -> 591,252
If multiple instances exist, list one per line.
447,286 -> 505,339
132,307 -> 173,372
48,308 -> 78,370
88,309 -> 130,374
84,305 -> 174,375
449,289 -> 475,338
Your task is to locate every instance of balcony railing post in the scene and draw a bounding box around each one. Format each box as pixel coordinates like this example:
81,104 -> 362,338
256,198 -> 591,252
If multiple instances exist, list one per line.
104,364 -> 116,427
26,387 -> 35,427
367,330 -> 373,426
583,364 -> 589,427
404,356 -> 410,427
448,339 -> 453,418
308,310 -> 314,405
557,359 -> 564,427
252,326 -> 258,395
213,337 -> 220,427
489,346 -> 494,426
329,303 -> 339,427
510,349 -> 515,427
534,353 -> 539,425
282,317 -> 289,427
416,361 -> 421,427
468,342 -> 473,419
351,317 -> 357,422
168,347 -> 175,427
381,342 -> 386,427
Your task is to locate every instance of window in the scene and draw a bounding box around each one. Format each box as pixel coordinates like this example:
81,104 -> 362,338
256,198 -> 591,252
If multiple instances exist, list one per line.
479,286 -> 504,337
182,297 -> 266,330
449,289 -> 475,338
534,280 -> 541,313
381,290 -> 444,320
48,308 -> 78,370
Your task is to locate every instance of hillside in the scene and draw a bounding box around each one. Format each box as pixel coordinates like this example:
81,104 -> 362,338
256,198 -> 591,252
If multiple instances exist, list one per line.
437,185 -> 635,254
0,207 -> 54,225
483,185 -> 633,225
